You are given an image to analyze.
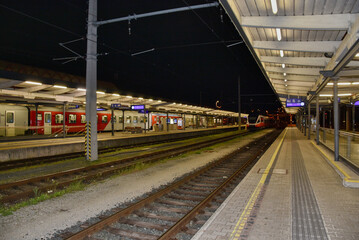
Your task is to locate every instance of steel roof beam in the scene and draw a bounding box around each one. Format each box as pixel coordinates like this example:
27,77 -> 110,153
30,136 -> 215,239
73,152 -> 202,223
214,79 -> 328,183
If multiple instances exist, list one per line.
261,56 -> 327,67
271,80 -> 314,86
266,67 -> 321,76
268,73 -> 316,82
241,14 -> 357,30
0,79 -> 22,89
253,41 -> 340,53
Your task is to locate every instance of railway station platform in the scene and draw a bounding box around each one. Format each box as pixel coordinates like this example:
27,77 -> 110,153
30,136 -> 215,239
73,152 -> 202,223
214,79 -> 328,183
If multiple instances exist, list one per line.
192,127 -> 359,240
0,126 -> 239,162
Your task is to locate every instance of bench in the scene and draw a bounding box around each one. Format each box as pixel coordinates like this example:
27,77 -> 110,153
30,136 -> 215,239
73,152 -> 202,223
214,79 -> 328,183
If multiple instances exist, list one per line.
125,126 -> 142,134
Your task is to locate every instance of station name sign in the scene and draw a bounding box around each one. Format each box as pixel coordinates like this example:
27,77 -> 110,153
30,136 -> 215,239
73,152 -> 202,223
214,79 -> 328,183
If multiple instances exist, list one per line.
131,105 -> 145,110
111,103 -> 121,108
286,98 -> 304,107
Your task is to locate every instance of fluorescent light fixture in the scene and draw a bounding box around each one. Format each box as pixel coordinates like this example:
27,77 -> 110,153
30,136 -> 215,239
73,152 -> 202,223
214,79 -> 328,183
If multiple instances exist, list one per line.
138,97 -> 143,100
96,91 -> 105,94
356,53 -> 359,57
270,0 -> 278,14
352,82 -> 359,85
320,94 -> 332,97
320,93 -> 352,97
126,95 -> 133,98
77,88 -> 86,91
173,102 -> 176,104
338,82 -> 351,85
327,83 -> 333,85
285,84 -> 288,87
280,50 -> 284,57
112,93 -> 120,96
54,85 -> 67,89
148,99 -> 153,101
282,63 -> 285,68
25,81 -> 42,85
283,72 -> 286,76
339,93 -> 352,96
157,100 -> 162,102
276,28 -> 282,41
284,79 -> 287,82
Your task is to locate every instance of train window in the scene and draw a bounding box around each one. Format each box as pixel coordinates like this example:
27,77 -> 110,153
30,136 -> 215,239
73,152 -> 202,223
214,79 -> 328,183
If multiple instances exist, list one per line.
81,115 -> 86,123
102,115 -> 108,123
6,112 -> 14,123
126,116 -> 131,123
119,116 -> 123,123
45,114 -> 51,123
55,114 -> 63,124
69,114 -> 77,124
133,116 -> 138,123
37,114 -> 42,121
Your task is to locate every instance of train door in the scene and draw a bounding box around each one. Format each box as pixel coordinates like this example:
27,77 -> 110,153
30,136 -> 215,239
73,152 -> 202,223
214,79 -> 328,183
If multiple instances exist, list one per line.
5,110 -> 15,136
44,112 -> 52,135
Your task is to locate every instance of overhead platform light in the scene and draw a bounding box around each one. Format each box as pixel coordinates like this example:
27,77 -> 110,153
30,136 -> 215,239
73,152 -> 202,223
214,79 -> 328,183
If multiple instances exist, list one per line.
96,91 -> 105,94
280,50 -> 284,57
112,93 -> 120,96
320,93 -> 352,97
54,85 -> 67,89
270,0 -> 278,14
25,81 -> 42,85
282,63 -> 285,68
283,72 -> 286,76
126,95 -> 133,98
138,97 -> 143,100
77,88 -> 86,91
276,28 -> 282,41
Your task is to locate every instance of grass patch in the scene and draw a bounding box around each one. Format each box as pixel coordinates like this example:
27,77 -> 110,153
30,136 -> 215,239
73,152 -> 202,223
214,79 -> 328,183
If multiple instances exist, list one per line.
0,180 -> 85,216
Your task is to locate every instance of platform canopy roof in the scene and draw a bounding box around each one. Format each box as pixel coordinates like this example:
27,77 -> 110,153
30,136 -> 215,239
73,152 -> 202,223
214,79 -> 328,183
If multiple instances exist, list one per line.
220,0 -> 359,114
0,77 -> 237,117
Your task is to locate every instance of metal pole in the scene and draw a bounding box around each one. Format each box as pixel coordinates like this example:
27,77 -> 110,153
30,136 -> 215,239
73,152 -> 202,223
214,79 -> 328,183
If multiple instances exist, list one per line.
183,114 -> 186,130
95,2 -> 219,26
63,103 -> 66,138
35,104 -> 38,135
352,104 -> 355,132
85,0 -> 98,161
144,107 -> 146,133
316,96 -> 319,145
148,111 -> 150,131
111,108 -> 114,136
122,110 -> 125,131
333,78 -> 339,161
308,103 -> 311,140
166,112 -> 169,132
238,75 -> 241,131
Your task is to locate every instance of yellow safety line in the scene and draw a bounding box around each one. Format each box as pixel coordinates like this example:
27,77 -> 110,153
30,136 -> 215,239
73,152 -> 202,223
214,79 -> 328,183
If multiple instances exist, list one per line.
311,142 -> 359,183
229,128 -> 288,240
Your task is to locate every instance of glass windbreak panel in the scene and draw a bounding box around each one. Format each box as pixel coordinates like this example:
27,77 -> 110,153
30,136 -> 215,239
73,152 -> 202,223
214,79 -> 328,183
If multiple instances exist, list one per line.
140,117 -> 144,123
126,116 -> 131,123
119,116 -> 123,123
45,114 -> 51,123
81,115 -> 86,123
69,114 -> 77,123
133,116 -> 138,123
55,114 -> 63,123
6,112 -> 14,123
102,115 -> 108,123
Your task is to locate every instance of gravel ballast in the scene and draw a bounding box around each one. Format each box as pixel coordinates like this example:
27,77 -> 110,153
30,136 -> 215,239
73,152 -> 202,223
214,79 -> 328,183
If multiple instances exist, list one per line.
0,130 -> 271,240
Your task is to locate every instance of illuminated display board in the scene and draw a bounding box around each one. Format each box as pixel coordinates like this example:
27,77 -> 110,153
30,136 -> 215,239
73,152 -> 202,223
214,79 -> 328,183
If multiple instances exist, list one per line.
131,105 -> 145,110
286,98 -> 304,107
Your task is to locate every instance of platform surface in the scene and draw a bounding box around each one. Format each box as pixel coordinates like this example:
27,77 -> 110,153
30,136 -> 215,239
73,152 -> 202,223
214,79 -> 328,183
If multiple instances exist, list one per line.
192,127 -> 359,240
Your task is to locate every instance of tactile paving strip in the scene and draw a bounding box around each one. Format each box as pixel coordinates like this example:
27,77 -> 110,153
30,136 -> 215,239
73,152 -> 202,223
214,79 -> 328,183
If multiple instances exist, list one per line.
292,136 -> 328,240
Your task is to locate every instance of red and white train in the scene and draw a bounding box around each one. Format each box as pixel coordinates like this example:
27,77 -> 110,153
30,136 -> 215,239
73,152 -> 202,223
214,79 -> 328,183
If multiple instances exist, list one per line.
0,104 -> 242,137
247,113 -> 274,130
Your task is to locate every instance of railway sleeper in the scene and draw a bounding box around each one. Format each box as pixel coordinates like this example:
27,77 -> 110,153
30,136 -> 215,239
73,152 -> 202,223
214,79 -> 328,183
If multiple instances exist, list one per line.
119,218 -> 170,232
167,193 -> 204,202
157,198 -> 196,207
152,205 -> 189,214
134,211 -> 179,223
105,226 -> 158,240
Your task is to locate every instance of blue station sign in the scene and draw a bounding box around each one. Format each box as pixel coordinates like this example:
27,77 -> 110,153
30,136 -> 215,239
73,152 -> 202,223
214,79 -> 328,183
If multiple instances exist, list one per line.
111,103 -> 121,108
131,105 -> 145,110
286,98 -> 305,107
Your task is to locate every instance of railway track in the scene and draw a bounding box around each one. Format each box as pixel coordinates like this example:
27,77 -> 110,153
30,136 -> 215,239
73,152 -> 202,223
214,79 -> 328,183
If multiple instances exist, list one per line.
0,130 -> 256,205
0,132 -> 231,171
57,129 -> 282,240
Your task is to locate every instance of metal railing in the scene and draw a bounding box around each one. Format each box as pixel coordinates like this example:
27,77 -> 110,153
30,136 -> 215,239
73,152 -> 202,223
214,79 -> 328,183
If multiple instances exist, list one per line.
317,127 -> 359,169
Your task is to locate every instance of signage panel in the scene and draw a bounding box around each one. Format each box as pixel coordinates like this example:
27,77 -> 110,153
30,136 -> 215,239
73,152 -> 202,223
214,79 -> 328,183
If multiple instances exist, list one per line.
131,105 -> 145,110
111,103 -> 121,108
286,98 -> 304,107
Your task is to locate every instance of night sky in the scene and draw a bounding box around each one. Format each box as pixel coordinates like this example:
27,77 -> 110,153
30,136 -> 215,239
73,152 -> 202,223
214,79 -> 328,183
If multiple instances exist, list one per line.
0,0 -> 281,113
